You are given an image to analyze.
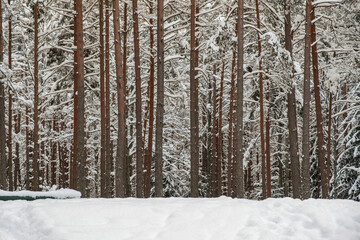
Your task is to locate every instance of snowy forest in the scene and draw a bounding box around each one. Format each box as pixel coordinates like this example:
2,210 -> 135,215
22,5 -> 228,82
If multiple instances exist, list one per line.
0,0 -> 359,201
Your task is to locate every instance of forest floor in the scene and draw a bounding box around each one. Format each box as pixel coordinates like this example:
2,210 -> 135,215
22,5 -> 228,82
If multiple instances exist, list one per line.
0,197 -> 359,240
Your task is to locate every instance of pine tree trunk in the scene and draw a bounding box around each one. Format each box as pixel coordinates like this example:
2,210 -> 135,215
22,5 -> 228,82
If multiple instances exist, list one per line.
232,84 -> 237,198
14,114 -> 20,188
190,0 -> 199,197
132,0 -> 144,198
326,92 -> 332,189
310,4 -> 328,199
7,3 -> 13,191
265,90 -> 271,198
227,51 -> 236,197
51,120 -> 57,186
105,0 -> 112,198
144,1 -> 155,198
211,65 -> 217,197
206,71 -> 212,196
154,0 -> 165,197
113,0 -> 126,198
25,103 -> 30,189
32,1 -> 40,191
0,0 -> 7,190
301,0 -> 312,199
218,61 -> 225,195
74,0 -> 86,196
235,0 -> 245,198
255,0 -> 266,199
99,0 -> 106,197
284,0 -> 300,198
71,0 -> 78,191
123,2 -> 130,197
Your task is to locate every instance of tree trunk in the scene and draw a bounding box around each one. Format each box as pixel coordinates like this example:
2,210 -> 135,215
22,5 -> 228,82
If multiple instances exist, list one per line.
13,114 -> 19,189
235,0 -> 245,198
206,68 -> 212,196
7,3 -> 13,191
71,0 -> 78,191
51,120 -> 57,186
25,102 -> 30,189
326,92 -> 332,189
284,0 -> 300,199
123,2 -> 131,197
211,65 -> 217,197
32,0 -> 40,191
154,0 -> 165,197
105,0 -> 112,198
218,61 -> 225,195
227,51 -> 236,197
0,0 -> 7,190
74,0 -> 86,196
113,0 -> 126,198
144,1 -> 155,198
310,4 -> 328,199
132,0 -> 144,198
99,0 -> 106,197
40,121 -> 45,187
301,0 -> 312,199
265,90 -> 271,198
190,0 -> 199,197
255,0 -> 266,200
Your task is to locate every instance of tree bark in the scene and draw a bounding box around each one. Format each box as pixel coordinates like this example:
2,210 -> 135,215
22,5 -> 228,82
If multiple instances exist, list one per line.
25,100 -> 30,189
99,0 -> 107,197
211,65 -> 217,197
255,0 -> 266,199
7,1 -> 13,191
14,114 -> 20,188
0,0 -> 7,190
51,120 -> 57,186
123,2 -> 131,197
326,92 -> 332,189
74,0 -> 86,196
105,0 -> 112,198
284,0 -> 300,199
227,51 -> 236,197
71,0 -> 78,191
218,61 -> 225,195
235,0 -> 245,198
301,0 -> 312,199
310,4 -> 328,199
144,0 -> 155,198
265,90 -> 271,198
32,0 -> 40,191
132,0 -> 144,198
206,67 -> 212,196
190,0 -> 199,197
154,0 -> 165,197
113,0 -> 126,198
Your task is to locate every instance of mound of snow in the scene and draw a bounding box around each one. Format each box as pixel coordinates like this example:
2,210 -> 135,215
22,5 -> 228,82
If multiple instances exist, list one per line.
0,189 -> 81,200
0,197 -> 359,240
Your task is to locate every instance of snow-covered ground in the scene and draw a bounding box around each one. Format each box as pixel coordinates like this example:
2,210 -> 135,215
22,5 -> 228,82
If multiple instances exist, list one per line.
0,197 -> 359,240
0,189 -> 81,200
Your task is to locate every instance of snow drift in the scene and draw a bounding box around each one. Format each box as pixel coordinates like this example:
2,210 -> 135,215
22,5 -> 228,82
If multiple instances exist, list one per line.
0,197 -> 359,240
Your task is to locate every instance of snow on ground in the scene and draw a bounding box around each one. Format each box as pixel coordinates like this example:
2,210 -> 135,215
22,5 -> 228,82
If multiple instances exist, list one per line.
0,197 -> 359,240
0,189 -> 81,199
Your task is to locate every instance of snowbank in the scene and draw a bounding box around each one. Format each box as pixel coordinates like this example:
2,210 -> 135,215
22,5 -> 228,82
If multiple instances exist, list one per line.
0,197 -> 359,240
0,189 -> 81,200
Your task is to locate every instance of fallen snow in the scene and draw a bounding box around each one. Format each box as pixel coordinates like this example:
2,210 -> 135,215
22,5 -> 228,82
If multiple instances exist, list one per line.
0,189 -> 81,199
0,197 -> 359,240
